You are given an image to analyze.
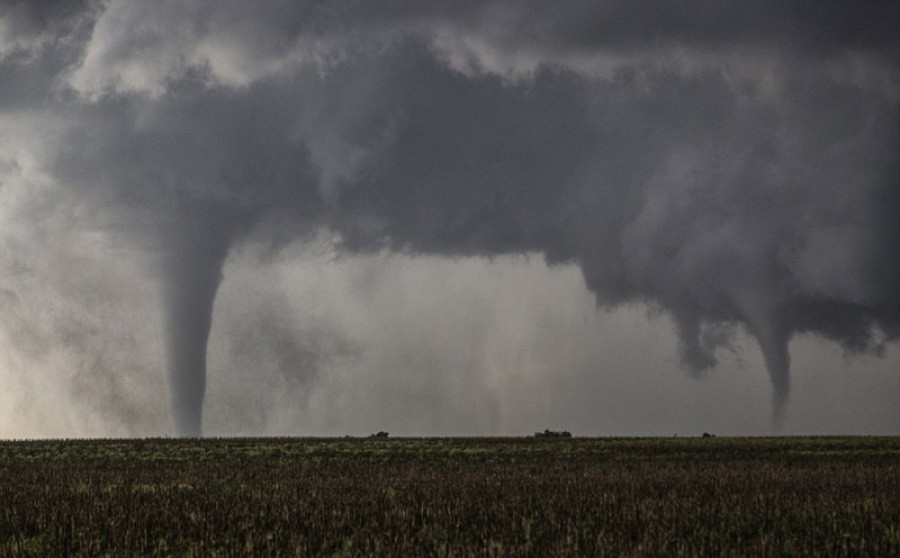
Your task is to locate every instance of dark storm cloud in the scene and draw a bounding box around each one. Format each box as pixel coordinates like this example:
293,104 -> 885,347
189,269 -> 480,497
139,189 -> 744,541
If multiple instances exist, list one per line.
481,1 -> 900,51
1,1 -> 897,434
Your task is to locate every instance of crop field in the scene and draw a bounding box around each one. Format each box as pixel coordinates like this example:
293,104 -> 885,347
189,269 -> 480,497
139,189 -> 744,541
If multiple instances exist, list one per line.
0,437 -> 897,556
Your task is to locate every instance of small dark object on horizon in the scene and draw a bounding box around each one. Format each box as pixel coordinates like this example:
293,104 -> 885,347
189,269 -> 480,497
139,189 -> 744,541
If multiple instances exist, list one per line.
369,431 -> 389,439
702,432 -> 715,438
535,429 -> 572,438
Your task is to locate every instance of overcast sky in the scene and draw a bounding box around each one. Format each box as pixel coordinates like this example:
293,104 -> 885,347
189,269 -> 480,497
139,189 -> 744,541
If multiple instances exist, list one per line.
0,1 -> 897,437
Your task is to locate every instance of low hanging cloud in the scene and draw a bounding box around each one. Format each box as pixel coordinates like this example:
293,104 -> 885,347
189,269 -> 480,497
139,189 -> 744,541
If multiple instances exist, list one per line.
1,1 -> 898,435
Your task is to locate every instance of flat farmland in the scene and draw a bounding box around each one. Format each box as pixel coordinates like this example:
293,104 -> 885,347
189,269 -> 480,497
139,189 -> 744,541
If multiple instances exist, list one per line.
1,437 -> 897,556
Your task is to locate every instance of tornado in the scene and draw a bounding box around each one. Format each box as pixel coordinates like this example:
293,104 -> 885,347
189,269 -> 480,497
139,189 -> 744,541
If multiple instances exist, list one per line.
756,327 -> 791,431
157,216 -> 233,437
731,288 -> 792,430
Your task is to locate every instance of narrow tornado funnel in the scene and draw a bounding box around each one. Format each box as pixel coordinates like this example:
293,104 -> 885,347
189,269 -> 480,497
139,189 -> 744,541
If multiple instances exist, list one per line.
756,326 -> 791,432
158,218 -> 231,437
735,289 -> 791,431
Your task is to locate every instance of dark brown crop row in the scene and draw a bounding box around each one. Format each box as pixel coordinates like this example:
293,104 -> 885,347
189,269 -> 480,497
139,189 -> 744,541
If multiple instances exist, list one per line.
0,437 -> 897,556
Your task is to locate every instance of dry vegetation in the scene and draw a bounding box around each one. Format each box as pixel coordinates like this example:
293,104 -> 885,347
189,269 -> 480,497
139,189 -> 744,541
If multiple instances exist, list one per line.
0,437 -> 897,556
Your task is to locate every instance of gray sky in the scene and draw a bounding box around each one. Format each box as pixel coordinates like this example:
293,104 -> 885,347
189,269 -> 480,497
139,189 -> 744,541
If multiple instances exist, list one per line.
0,1 -> 897,436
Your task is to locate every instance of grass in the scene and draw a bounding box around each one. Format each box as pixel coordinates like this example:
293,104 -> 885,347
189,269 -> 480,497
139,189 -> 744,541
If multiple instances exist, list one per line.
0,437 -> 897,556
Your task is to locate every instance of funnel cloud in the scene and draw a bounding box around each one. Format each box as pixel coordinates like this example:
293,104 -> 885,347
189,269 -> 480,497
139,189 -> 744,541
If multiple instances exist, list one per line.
0,1 -> 898,436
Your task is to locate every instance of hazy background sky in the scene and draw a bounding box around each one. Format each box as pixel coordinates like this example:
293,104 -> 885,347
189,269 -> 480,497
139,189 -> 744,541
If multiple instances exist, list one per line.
0,1 -> 897,437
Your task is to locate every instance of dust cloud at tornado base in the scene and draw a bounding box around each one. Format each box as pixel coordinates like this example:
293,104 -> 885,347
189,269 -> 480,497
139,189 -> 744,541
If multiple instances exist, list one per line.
0,1 -> 898,436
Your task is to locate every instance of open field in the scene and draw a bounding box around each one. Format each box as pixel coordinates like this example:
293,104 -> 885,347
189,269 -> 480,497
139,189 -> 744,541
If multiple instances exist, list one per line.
1,437 -> 897,556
